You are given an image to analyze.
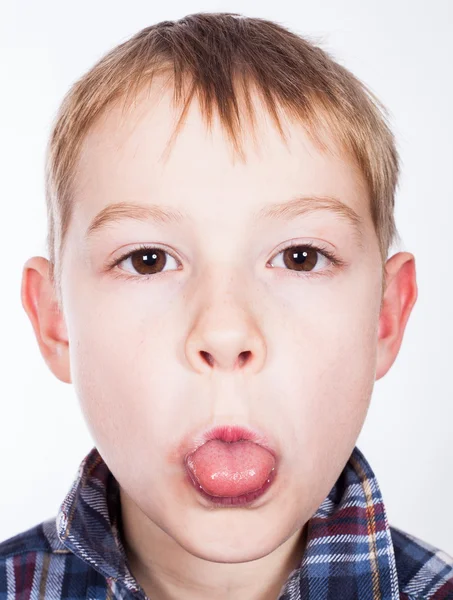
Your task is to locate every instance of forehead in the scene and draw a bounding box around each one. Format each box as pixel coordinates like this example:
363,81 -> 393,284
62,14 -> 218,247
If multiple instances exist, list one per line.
72,79 -> 371,239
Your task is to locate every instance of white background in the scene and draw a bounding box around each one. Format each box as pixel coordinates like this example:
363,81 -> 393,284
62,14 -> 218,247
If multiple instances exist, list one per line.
0,0 -> 452,555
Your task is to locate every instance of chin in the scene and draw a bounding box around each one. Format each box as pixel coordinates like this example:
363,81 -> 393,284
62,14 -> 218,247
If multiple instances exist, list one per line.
181,537 -> 278,564
168,514 -> 285,564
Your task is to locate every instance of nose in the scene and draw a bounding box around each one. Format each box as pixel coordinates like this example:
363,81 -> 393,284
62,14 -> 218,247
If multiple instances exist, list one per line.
184,295 -> 266,374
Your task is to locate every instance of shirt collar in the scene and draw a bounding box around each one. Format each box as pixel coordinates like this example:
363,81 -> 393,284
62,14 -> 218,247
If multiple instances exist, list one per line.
56,446 -> 400,599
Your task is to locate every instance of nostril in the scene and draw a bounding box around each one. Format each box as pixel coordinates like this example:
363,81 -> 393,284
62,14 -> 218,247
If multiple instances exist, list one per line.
200,350 -> 214,367
237,350 -> 251,367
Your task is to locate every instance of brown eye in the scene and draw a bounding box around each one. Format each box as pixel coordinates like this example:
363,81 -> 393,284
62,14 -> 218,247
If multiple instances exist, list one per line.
270,244 -> 331,274
116,247 -> 179,276
283,246 -> 318,271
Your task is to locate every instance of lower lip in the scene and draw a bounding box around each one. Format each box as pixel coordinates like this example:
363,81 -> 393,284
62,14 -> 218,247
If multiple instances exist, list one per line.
185,463 -> 277,507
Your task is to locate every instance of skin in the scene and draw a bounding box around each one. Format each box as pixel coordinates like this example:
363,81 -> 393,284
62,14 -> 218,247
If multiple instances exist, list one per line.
21,81 -> 417,600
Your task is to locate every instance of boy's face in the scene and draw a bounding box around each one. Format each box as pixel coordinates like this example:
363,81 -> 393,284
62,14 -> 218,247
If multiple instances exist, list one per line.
29,82 -> 415,563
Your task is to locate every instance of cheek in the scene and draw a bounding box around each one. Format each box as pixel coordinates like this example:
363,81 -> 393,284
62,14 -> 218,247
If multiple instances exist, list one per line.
274,272 -> 380,490
63,278 -> 185,474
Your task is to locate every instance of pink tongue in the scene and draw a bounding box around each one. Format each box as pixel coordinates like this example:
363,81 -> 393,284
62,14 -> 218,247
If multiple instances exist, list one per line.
186,439 -> 275,497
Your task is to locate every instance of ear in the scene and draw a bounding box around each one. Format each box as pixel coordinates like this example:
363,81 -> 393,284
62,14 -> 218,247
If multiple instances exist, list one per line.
375,251 -> 418,381
21,256 -> 71,384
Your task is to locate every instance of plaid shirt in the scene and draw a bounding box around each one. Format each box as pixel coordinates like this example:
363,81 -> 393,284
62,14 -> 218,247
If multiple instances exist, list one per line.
1,446 -> 452,599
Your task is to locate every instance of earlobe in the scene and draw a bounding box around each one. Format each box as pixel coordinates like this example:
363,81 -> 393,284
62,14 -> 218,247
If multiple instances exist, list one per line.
21,256 -> 72,384
375,252 -> 418,381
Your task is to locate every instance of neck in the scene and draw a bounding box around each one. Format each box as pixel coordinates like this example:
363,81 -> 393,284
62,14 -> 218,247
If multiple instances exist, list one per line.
119,489 -> 308,600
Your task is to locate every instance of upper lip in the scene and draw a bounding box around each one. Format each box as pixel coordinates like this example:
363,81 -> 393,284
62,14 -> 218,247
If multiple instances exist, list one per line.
183,424 -> 278,461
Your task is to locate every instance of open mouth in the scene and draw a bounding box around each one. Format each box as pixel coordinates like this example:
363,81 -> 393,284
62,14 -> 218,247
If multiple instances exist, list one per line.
183,425 -> 278,506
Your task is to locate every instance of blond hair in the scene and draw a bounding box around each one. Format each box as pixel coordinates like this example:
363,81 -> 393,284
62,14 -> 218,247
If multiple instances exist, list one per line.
45,12 -> 400,305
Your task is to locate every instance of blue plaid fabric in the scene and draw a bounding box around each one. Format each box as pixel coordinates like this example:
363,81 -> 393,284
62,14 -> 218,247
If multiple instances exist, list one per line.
1,445 -> 452,599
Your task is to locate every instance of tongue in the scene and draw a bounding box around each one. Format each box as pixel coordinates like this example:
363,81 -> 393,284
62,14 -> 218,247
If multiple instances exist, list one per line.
186,439 -> 275,497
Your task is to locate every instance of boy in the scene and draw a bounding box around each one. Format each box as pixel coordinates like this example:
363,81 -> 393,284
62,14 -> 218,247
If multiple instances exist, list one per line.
1,10 -> 451,600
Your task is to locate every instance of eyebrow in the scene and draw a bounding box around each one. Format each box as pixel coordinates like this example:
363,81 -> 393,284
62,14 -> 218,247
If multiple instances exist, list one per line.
85,195 -> 365,247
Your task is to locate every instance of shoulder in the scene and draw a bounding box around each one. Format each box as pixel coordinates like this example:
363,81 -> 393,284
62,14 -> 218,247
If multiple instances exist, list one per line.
390,525 -> 453,599
0,518 -> 107,599
0,518 -> 64,557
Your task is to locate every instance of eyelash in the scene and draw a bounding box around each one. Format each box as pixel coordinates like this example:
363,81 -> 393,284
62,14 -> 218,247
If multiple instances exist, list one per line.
107,241 -> 347,283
